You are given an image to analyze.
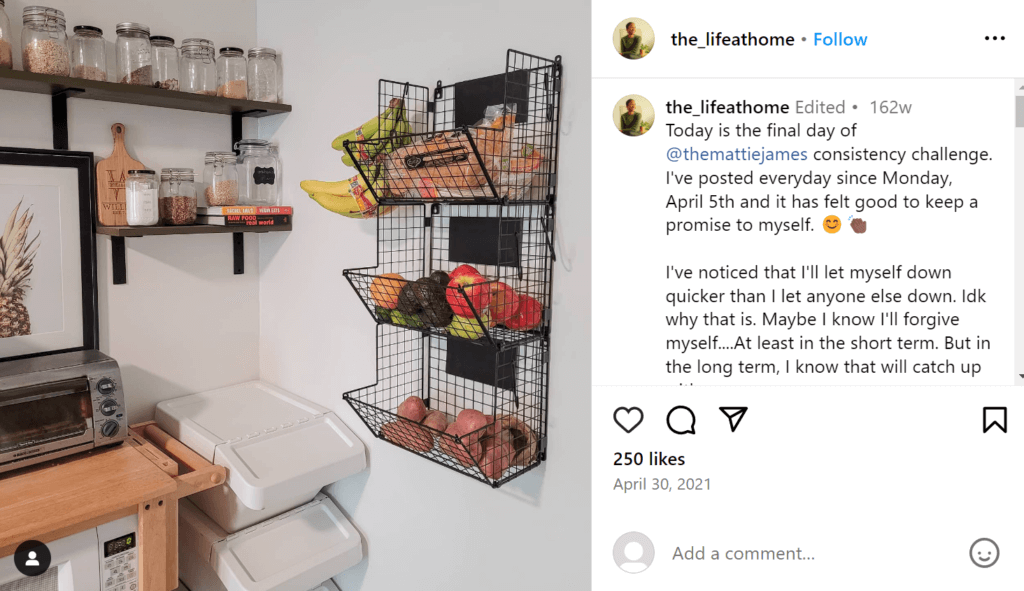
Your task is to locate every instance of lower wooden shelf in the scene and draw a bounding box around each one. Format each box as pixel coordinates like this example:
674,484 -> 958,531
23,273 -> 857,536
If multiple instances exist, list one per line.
0,422 -> 226,591
96,223 -> 291,284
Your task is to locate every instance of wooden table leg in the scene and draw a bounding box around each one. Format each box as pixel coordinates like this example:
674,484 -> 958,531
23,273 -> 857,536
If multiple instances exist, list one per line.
138,496 -> 173,591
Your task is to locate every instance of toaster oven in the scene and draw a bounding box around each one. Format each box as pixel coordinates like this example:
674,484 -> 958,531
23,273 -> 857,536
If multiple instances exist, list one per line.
0,350 -> 127,474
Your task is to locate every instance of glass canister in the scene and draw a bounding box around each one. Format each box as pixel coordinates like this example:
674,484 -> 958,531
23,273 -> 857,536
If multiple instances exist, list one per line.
246,47 -> 278,102
21,6 -> 69,76
0,1 -> 13,70
125,170 -> 159,226
151,36 -> 178,90
69,25 -> 106,81
216,47 -> 246,99
180,38 -> 216,95
235,139 -> 280,205
115,22 -> 152,85
203,152 -> 239,206
159,168 -> 197,225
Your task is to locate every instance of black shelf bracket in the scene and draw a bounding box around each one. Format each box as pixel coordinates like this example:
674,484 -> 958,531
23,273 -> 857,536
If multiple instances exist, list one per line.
111,236 -> 126,285
233,232 -> 244,274
232,109 -> 267,153
50,88 -> 83,150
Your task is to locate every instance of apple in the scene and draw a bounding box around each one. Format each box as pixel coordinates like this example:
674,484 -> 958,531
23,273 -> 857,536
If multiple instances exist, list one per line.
447,311 -> 490,340
505,294 -> 543,330
487,282 -> 520,323
449,264 -> 480,281
446,275 -> 492,317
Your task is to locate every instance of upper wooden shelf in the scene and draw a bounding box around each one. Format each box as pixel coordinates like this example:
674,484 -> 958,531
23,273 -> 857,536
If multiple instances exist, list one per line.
97,223 -> 293,238
0,68 -> 292,117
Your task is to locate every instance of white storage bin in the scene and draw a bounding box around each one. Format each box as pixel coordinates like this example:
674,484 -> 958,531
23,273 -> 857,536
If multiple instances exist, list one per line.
156,381 -> 366,533
179,495 -> 362,591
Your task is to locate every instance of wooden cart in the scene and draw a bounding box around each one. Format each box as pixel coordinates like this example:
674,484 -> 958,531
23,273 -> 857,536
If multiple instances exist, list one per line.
0,422 -> 226,591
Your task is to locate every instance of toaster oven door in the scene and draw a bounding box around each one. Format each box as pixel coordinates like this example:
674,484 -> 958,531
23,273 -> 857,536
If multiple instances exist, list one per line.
0,378 -> 95,466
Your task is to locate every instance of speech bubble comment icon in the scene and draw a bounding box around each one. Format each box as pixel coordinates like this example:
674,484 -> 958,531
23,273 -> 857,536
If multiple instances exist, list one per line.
666,406 -> 696,435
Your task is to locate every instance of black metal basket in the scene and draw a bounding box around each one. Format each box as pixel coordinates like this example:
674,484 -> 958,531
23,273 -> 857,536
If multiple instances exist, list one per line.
343,50 -> 560,487
343,50 -> 561,205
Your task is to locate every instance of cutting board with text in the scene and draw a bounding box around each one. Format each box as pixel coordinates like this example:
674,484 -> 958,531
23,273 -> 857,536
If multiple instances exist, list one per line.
95,123 -> 145,226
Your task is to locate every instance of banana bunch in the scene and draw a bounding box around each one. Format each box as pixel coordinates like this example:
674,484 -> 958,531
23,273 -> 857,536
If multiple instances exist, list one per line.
301,171 -> 392,219
333,98 -> 414,168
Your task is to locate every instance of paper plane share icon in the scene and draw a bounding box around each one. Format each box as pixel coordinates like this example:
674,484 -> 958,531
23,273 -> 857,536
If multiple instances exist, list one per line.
719,407 -> 748,432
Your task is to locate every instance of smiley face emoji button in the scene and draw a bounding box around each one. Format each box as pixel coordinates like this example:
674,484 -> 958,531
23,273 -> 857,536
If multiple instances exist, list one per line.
823,215 -> 841,234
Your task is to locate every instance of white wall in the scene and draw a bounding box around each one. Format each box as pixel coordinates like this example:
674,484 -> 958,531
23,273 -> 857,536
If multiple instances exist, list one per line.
0,0 -> 261,422
255,1 -> 591,589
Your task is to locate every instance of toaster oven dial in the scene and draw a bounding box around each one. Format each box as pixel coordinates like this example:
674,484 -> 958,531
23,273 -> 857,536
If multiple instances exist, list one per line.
97,378 -> 117,396
101,420 -> 120,438
100,398 -> 119,416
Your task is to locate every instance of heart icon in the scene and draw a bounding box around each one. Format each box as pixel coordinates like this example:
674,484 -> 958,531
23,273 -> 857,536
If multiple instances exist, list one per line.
613,407 -> 644,434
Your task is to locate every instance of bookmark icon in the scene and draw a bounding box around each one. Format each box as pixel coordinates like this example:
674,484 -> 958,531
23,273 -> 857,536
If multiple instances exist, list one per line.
719,407 -> 748,433
983,407 -> 1007,433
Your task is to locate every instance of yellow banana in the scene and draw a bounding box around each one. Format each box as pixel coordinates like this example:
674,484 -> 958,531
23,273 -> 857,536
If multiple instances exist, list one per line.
309,192 -> 369,219
299,179 -> 352,196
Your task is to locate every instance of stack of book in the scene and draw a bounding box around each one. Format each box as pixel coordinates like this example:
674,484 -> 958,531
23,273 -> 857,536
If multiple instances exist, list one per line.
196,205 -> 293,227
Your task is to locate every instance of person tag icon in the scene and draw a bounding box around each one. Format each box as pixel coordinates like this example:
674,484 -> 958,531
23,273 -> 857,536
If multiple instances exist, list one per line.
14,540 -> 51,576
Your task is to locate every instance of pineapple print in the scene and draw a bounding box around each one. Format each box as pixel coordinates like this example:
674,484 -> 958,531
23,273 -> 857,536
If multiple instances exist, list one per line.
0,200 -> 40,338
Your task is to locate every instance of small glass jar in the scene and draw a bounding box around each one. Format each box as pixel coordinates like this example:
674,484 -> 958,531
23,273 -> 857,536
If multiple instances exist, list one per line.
203,152 -> 239,206
69,25 -> 106,81
216,47 -> 246,99
180,38 -> 216,95
246,47 -> 278,102
115,22 -> 152,86
235,139 -> 280,205
125,170 -> 159,226
159,168 -> 197,225
21,6 -> 69,76
151,36 -> 178,90
0,1 -> 13,70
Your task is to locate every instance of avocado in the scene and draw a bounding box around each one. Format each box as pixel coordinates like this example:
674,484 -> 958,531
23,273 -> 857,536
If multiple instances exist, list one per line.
429,270 -> 450,285
396,282 -> 423,314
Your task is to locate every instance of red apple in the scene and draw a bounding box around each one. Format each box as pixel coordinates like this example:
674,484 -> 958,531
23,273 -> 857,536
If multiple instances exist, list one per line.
449,264 -> 480,281
446,275 -> 492,318
505,295 -> 543,330
488,282 -> 520,323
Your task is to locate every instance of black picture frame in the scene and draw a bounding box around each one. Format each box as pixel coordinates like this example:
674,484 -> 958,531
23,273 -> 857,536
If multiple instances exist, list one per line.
0,147 -> 98,361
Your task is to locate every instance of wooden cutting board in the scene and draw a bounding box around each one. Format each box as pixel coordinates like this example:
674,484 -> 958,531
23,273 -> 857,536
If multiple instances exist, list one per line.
95,123 -> 145,226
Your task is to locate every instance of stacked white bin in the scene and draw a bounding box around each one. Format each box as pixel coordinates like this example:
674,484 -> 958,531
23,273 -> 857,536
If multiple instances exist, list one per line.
156,381 -> 366,591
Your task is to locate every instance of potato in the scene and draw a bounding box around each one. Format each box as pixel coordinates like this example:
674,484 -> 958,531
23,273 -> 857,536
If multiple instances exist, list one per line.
439,423 -> 482,467
480,438 -> 512,480
455,409 -> 489,443
397,396 -> 428,422
422,409 -> 450,434
381,420 -> 433,453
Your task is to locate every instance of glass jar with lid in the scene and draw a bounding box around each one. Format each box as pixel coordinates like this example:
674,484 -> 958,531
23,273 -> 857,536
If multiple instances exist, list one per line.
203,152 -> 239,206
151,36 -> 178,90
69,25 -> 106,81
216,47 -> 246,99
125,170 -> 159,226
180,38 -> 216,95
246,47 -> 278,102
115,22 -> 152,85
21,6 -> 69,76
235,139 -> 280,205
159,168 -> 197,225
0,1 -> 13,70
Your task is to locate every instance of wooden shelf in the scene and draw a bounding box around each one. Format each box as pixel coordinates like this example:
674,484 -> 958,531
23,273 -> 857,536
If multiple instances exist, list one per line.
97,223 -> 292,237
0,68 -> 291,117
97,223 -> 291,284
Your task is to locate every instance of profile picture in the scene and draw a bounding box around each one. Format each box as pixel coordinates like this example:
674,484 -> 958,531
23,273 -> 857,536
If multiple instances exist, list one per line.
613,95 -> 654,137
613,18 -> 654,59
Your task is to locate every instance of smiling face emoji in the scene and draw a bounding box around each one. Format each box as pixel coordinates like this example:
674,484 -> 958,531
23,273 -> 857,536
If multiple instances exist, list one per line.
823,215 -> 841,234
970,538 -> 999,568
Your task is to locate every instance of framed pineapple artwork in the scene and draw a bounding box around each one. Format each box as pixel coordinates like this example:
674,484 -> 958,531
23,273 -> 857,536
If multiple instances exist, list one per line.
0,148 -> 98,362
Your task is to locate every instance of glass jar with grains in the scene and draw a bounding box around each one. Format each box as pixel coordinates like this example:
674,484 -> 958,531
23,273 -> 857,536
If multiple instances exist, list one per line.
150,35 -> 178,90
216,47 -> 246,99
159,168 -> 197,225
246,47 -> 278,102
69,25 -> 106,81
115,22 -> 152,85
0,1 -> 13,70
180,38 -> 216,95
203,152 -> 239,206
125,170 -> 159,227
21,6 -> 69,76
